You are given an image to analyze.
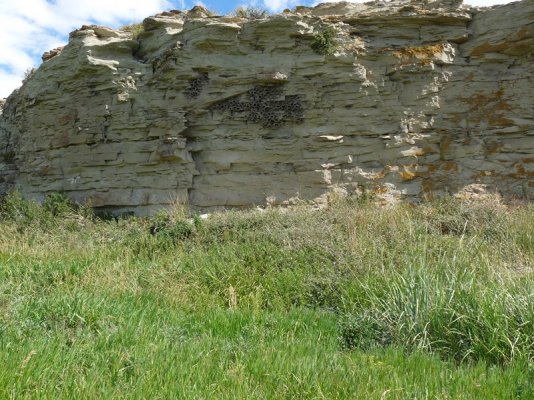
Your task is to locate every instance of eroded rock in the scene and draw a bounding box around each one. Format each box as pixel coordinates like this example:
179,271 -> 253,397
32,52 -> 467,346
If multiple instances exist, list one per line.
1,0 -> 533,214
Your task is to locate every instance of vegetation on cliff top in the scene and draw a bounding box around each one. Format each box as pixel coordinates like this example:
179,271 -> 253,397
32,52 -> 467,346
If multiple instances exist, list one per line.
0,192 -> 532,398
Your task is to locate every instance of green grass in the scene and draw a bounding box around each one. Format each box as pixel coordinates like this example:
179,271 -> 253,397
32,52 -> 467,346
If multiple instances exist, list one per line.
0,192 -> 532,398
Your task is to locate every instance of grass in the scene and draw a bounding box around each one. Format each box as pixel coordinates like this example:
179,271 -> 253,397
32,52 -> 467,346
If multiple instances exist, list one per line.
0,192 -> 532,398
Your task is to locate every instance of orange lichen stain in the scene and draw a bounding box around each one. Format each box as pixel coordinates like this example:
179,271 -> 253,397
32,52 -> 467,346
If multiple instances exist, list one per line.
400,171 -> 415,181
393,43 -> 445,60
425,164 -> 438,173
514,25 -> 534,40
470,41 -> 509,57
522,158 -> 534,163
464,72 -> 475,81
459,88 -> 512,126
368,169 -> 387,180
512,163 -> 534,178
58,114 -> 77,126
515,164 -> 525,176
488,116 -> 514,126
51,132 -> 70,148
36,165 -> 50,176
529,182 -> 534,188
399,164 -> 417,181
441,161 -> 457,172
484,141 -> 503,156
470,31 -> 534,57
460,88 -> 508,110
474,170 -> 495,180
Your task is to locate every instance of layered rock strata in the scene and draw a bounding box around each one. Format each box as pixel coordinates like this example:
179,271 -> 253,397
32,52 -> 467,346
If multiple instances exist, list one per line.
1,0 -> 533,214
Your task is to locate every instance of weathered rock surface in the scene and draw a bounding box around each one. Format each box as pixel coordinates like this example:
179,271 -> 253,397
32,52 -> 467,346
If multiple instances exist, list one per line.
1,0 -> 533,214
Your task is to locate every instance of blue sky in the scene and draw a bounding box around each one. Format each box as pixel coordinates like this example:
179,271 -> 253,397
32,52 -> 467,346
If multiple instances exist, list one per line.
0,0 -> 516,98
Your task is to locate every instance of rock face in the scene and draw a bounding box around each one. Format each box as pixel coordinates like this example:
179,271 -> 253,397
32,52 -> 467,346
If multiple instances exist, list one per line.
1,0 -> 533,214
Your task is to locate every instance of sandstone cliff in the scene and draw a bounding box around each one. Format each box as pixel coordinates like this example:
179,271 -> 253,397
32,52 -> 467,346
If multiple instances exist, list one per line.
1,0 -> 533,214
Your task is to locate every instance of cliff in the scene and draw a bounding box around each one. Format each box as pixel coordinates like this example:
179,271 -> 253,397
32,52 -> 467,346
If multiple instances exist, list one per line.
1,0 -> 533,214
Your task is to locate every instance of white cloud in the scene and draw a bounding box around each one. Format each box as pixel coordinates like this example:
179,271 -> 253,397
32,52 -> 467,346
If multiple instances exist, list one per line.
0,0 -> 172,98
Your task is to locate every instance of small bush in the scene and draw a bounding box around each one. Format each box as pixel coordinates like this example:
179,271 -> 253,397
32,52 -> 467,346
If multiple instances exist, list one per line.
232,6 -> 269,19
311,27 -> 338,55
22,67 -> 36,83
43,192 -> 74,217
338,312 -> 392,351
0,191 -> 79,229
120,22 -> 144,39
149,212 -> 194,242
0,191 -> 42,224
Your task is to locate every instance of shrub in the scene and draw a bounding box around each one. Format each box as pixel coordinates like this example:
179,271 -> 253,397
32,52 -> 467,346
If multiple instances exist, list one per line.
0,191 -> 80,229
120,22 -> 144,40
148,212 -> 194,242
43,192 -> 74,217
232,6 -> 269,19
0,191 -> 41,224
22,67 -> 36,84
311,27 -> 338,55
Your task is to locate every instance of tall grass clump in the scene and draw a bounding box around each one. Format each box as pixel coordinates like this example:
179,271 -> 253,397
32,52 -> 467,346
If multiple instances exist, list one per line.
338,266 -> 533,364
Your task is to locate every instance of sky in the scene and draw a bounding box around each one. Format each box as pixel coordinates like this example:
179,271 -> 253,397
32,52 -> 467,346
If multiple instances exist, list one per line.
0,0 -> 517,98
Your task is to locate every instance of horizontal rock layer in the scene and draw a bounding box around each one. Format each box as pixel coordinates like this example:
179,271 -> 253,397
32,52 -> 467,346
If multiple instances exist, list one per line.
1,0 -> 533,214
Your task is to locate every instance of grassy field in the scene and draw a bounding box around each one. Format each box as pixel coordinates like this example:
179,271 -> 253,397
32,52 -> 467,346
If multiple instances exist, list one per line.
0,192 -> 532,399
